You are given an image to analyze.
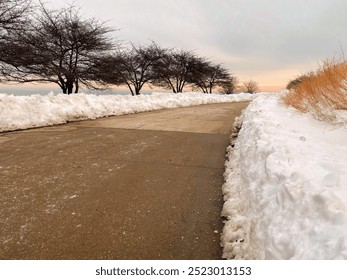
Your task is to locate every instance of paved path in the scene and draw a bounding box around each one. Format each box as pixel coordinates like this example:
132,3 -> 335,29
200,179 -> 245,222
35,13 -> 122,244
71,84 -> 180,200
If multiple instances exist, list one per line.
0,102 -> 248,260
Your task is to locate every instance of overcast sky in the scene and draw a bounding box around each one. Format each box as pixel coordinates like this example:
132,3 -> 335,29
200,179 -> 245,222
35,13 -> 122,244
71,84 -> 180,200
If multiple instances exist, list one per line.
46,0 -> 347,90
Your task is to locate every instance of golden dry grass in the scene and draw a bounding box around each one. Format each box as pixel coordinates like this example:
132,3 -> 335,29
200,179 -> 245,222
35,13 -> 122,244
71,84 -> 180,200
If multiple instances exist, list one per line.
283,59 -> 347,122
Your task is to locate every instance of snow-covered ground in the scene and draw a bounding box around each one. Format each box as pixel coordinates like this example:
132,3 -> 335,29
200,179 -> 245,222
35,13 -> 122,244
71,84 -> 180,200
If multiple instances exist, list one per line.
0,91 -> 259,132
221,95 -> 347,259
2,90 -> 346,260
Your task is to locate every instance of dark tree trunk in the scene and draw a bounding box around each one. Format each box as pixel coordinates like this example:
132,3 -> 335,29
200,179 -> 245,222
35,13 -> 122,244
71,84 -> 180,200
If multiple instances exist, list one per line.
125,83 -> 135,96
67,81 -> 74,94
61,84 -> 67,94
209,82 -> 213,93
74,79 -> 79,93
135,84 -> 142,95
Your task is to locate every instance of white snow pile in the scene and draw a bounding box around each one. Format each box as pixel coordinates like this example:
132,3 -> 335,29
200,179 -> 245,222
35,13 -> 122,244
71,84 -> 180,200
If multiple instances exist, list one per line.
0,91 -> 261,132
221,95 -> 347,260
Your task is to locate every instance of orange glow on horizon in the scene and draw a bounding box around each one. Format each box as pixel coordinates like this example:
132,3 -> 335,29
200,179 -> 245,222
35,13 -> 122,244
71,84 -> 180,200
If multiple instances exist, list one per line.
258,85 -> 285,92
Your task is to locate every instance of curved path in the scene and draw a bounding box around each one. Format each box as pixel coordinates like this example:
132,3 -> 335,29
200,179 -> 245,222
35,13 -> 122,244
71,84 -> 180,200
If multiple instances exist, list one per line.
0,102 -> 248,259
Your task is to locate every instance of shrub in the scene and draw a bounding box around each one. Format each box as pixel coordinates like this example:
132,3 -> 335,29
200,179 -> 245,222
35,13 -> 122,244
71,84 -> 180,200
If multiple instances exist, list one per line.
219,76 -> 239,94
283,59 -> 347,122
286,72 -> 314,90
242,79 -> 258,94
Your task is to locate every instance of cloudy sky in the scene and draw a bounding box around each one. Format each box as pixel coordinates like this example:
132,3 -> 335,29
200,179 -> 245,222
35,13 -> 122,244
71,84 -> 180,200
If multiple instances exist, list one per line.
45,0 -> 347,90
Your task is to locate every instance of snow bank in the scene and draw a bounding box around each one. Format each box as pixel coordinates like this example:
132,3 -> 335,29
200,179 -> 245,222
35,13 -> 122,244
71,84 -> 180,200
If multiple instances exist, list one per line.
0,91 -> 260,132
221,95 -> 347,259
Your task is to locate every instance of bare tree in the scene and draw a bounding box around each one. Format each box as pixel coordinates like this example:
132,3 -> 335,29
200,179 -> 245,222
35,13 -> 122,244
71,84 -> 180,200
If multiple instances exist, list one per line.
96,42 -> 165,95
0,0 -> 31,81
0,0 -> 31,34
243,79 -> 258,94
0,3 -> 114,94
219,76 -> 239,94
193,63 -> 231,93
152,49 -> 202,93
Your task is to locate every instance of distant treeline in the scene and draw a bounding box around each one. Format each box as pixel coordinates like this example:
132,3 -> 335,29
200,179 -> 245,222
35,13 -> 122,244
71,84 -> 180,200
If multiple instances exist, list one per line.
0,0 -> 253,95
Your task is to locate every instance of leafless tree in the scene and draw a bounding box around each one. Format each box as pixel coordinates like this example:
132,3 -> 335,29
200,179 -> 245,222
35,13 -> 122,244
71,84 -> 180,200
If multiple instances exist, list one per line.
0,0 -> 31,34
0,3 -> 114,94
152,49 -> 202,93
193,63 -> 231,93
219,76 -> 239,94
0,0 -> 31,81
243,79 -> 259,94
96,42 -> 165,95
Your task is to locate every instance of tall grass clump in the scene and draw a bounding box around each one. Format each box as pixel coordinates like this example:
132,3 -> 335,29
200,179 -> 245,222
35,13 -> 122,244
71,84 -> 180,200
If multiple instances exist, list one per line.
283,59 -> 347,122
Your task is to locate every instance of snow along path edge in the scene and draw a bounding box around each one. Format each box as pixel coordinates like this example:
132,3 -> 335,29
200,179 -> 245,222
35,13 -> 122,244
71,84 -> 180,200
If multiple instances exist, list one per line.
221,109 -> 253,259
0,91 -> 266,133
221,95 -> 347,260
